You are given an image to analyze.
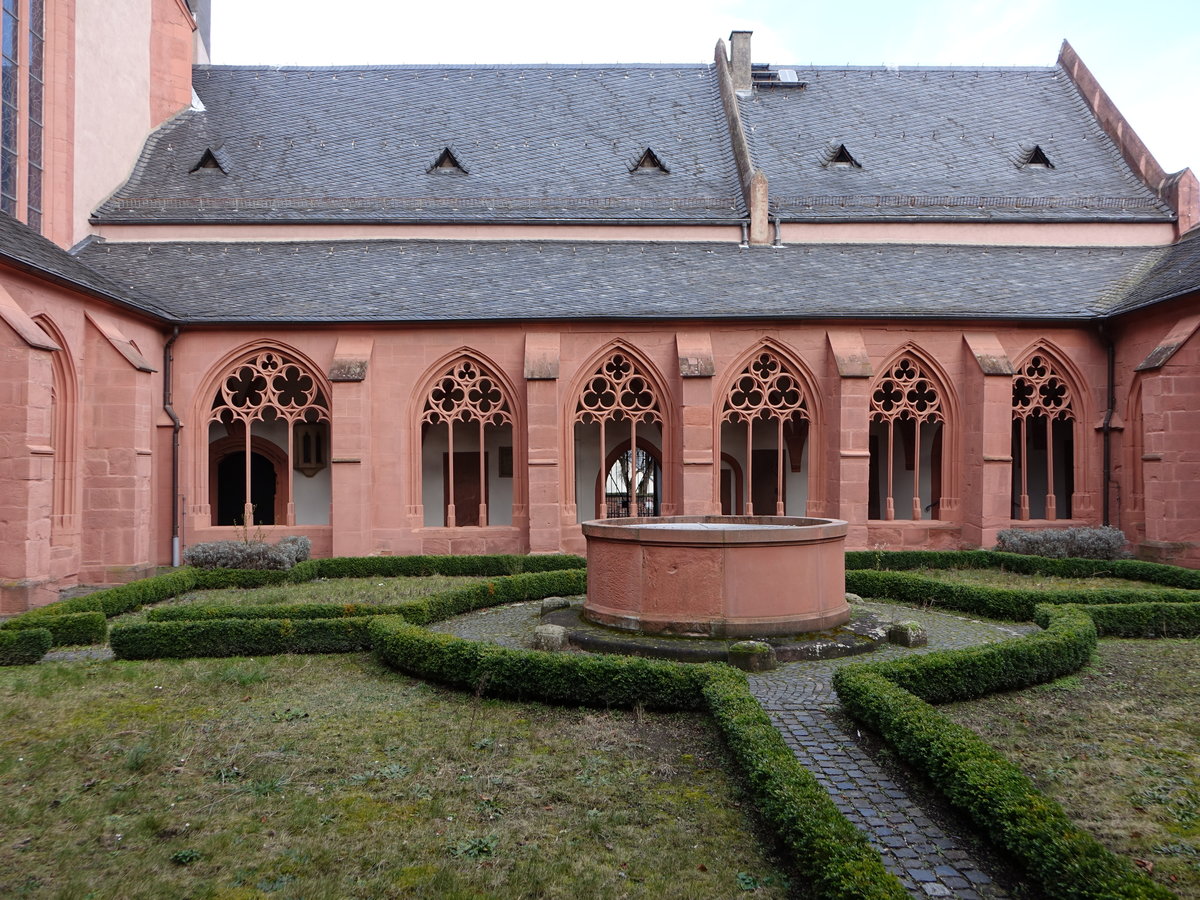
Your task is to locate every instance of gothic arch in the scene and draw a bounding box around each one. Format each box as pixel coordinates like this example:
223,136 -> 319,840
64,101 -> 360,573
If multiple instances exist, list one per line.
564,341 -> 675,521
868,344 -> 960,521
34,316 -> 78,541
409,349 -> 523,528
714,339 -> 823,516
196,342 -> 332,527
1010,343 -> 1087,520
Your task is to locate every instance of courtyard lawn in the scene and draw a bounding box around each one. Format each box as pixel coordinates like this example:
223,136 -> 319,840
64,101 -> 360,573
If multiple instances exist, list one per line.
912,566 -> 1176,594
0,654 -> 794,899
114,575 -> 495,624
940,638 -> 1200,895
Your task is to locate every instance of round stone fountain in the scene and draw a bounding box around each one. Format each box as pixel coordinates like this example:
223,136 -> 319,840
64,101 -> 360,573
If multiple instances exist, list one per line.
581,515 -> 849,638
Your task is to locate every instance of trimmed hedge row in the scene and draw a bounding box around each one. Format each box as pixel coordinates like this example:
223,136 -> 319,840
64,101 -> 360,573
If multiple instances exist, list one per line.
853,605 -> 1096,705
1036,601 -> 1200,638
146,569 -> 588,626
0,628 -> 52,665
701,666 -> 906,899
845,568 -> 1198,622
369,616 -> 905,898
833,604 -> 1169,898
4,611 -> 107,647
110,617 -> 374,660
114,570 -> 587,660
845,549 -> 1200,588
303,554 -> 586,580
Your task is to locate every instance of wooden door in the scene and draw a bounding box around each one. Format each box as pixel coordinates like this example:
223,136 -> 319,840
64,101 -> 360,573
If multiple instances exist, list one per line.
443,452 -> 488,526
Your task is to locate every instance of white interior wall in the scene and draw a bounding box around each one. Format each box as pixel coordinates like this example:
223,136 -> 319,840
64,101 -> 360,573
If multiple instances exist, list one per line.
421,421 -> 514,527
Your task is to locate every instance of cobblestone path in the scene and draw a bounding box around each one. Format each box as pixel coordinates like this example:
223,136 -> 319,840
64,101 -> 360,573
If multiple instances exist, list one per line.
748,601 -> 1038,898
436,598 -> 1040,898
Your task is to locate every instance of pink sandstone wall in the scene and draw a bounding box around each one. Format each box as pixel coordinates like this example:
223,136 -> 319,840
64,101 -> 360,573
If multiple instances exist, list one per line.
160,319 -> 1114,568
1113,293 -> 1200,566
0,262 -> 164,611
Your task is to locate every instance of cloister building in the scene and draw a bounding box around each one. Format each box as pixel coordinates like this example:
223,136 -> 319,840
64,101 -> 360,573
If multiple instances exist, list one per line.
3,1 -> 1200,612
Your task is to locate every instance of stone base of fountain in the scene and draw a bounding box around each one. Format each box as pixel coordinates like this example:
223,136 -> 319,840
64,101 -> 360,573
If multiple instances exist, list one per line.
582,515 -> 849,638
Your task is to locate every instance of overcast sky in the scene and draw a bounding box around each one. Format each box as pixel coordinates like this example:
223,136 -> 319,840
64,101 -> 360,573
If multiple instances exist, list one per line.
211,0 -> 1198,173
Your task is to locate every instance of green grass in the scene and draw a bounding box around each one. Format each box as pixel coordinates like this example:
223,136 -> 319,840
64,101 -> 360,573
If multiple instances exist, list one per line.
940,638 -> 1200,895
0,654 -> 794,899
914,567 -> 1172,593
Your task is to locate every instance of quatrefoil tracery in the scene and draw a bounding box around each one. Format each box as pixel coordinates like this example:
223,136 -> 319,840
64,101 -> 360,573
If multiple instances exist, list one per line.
722,352 -> 810,425
422,358 -> 513,427
870,356 -> 944,425
210,351 -> 329,426
1012,354 -> 1075,422
575,352 -> 662,426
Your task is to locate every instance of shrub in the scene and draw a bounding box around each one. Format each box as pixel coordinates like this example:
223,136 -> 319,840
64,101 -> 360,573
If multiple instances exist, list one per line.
310,554 -> 585,579
110,617 -> 374,660
276,535 -> 312,567
995,526 -> 1129,560
835,668 -> 1169,898
184,539 -> 291,570
702,667 -> 906,899
845,569 -> 1198,623
1,611 -> 107,647
1036,601 -> 1200,639
0,628 -> 52,665
833,605 -> 1169,898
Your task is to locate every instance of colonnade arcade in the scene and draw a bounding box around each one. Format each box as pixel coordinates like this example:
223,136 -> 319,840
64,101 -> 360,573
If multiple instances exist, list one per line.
194,340 -> 1092,541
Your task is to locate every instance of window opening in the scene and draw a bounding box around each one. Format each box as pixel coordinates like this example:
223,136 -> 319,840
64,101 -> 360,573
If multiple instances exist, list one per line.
421,357 -> 512,527
1021,145 -> 1054,169
1011,353 -> 1075,519
631,148 -> 669,173
1,0 -> 19,216
190,147 -> 229,174
600,441 -> 661,517
209,350 -> 329,526
869,355 -> 944,520
826,144 -> 861,168
721,351 -> 810,515
574,351 -> 662,519
429,147 -> 467,174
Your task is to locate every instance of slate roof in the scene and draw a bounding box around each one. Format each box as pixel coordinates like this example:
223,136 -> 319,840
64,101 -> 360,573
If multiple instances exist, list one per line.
739,66 -> 1174,222
95,65 -> 745,223
0,214 -> 175,318
1107,227 -> 1200,315
77,238 -> 1171,323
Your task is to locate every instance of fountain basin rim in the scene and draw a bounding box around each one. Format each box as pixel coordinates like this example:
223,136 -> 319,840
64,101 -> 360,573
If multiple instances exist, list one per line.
582,515 -> 848,546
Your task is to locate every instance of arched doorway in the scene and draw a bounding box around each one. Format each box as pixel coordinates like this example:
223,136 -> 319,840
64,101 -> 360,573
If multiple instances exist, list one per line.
595,439 -> 662,518
209,434 -> 289,526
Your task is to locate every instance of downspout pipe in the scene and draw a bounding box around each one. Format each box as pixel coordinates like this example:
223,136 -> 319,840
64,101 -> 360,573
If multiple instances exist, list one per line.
163,326 -> 183,566
1098,320 -> 1116,526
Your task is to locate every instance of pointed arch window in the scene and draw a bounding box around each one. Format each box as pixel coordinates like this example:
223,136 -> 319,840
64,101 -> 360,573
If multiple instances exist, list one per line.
421,357 -> 512,527
209,350 -> 330,526
574,351 -> 662,519
721,350 -> 810,516
869,355 -> 945,520
1012,353 -> 1075,520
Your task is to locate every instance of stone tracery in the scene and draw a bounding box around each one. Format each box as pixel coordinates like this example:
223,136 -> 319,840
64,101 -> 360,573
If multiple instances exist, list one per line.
1012,352 -> 1076,520
870,354 -> 945,520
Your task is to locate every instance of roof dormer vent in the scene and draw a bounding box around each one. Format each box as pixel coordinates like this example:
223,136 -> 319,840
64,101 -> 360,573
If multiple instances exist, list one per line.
630,148 -> 669,173
428,147 -> 468,174
824,144 -> 861,168
189,145 -> 229,175
1020,145 -> 1054,169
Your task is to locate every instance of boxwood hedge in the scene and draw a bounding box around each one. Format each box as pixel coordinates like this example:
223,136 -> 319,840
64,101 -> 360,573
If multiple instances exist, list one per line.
832,603 -> 1172,898
110,617 -> 375,660
0,628 -> 52,665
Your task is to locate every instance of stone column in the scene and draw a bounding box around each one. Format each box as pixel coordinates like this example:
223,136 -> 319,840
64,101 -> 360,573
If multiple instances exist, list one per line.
677,332 -> 719,515
329,337 -> 373,556
826,330 -> 873,547
961,333 -> 1015,549
525,333 -> 563,553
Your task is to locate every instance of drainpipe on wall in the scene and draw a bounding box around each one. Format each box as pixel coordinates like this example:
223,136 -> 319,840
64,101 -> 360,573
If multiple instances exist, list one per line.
1098,320 -> 1116,526
163,326 -> 183,566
